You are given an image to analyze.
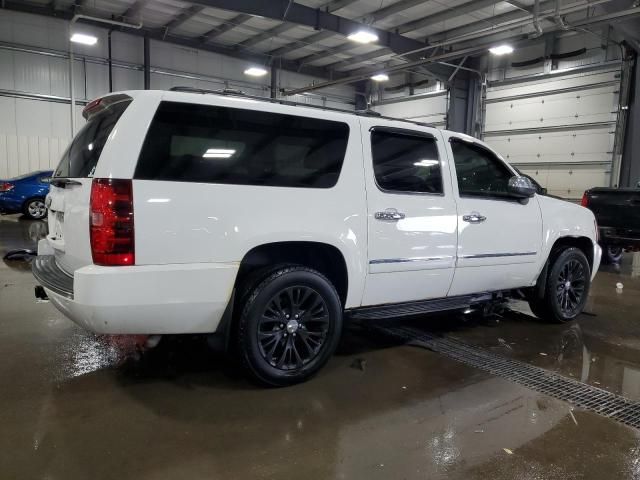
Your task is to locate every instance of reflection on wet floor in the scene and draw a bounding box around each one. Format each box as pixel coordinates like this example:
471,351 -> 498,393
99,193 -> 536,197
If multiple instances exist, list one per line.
2,213 -> 640,479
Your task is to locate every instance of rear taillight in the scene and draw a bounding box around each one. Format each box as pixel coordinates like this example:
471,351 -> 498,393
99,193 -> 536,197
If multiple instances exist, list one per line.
90,178 -> 134,266
0,182 -> 14,192
580,192 -> 589,207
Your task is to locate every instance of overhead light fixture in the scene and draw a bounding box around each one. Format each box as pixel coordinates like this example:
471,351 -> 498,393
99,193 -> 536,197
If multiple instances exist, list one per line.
244,66 -> 268,77
203,148 -> 236,159
70,33 -> 98,46
347,30 -> 378,44
489,44 -> 514,55
371,73 -> 389,82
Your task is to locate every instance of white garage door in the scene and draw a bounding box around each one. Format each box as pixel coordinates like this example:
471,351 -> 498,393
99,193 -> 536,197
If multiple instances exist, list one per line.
372,90 -> 448,128
483,67 -> 621,199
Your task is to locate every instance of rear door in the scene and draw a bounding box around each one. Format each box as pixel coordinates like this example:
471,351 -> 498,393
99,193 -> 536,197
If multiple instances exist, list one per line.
47,95 -> 132,274
361,122 -> 458,306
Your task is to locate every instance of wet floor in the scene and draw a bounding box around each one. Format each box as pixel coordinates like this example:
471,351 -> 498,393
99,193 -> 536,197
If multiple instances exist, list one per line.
1,214 -> 639,479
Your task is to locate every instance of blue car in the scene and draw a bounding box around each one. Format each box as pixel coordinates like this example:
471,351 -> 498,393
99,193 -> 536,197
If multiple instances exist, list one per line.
0,170 -> 54,220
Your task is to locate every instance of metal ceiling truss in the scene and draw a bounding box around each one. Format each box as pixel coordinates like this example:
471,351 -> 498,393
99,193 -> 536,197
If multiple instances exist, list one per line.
199,14 -> 252,43
277,0 -> 505,74
283,4 -> 640,95
162,5 -> 205,32
0,0 -> 342,80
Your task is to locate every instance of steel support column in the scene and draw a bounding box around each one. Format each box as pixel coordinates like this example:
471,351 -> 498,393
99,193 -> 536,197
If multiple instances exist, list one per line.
143,33 -> 150,89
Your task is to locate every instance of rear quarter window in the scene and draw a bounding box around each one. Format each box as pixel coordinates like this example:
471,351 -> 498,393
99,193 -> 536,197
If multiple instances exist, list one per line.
134,101 -> 350,188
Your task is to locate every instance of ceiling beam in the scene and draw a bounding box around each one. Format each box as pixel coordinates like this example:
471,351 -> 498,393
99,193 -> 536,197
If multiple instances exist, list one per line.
366,0 -> 426,23
236,0 -> 358,52
396,0 -> 505,34
0,1 -> 344,81
162,5 -> 205,32
267,30 -> 336,57
237,23 -> 297,49
285,4 -> 640,95
281,0 -> 504,72
186,0 -> 428,56
262,0 -> 367,58
297,42 -> 363,66
200,13 -> 252,43
119,0 -> 151,22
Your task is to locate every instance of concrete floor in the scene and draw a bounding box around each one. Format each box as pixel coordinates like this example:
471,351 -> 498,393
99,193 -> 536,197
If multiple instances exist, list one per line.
1,213 -> 639,479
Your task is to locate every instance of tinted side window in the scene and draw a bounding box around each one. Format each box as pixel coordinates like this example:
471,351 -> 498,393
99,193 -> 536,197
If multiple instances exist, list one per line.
371,129 -> 442,194
451,139 -> 512,197
55,100 -> 131,178
134,102 -> 349,188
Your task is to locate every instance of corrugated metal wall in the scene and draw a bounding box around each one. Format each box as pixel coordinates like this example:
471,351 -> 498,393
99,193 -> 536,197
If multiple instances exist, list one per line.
371,81 -> 449,127
0,10 -> 355,179
483,34 -> 622,199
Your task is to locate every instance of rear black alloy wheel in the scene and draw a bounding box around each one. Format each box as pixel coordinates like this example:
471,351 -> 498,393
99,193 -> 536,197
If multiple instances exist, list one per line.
555,259 -> 587,317
259,286 -> 329,370
237,266 -> 342,386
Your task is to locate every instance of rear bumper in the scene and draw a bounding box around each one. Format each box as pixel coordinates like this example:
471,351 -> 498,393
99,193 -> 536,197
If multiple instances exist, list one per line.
33,253 -> 239,334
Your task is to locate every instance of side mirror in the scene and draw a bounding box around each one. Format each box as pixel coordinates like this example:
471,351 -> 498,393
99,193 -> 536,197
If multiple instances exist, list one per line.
507,176 -> 537,199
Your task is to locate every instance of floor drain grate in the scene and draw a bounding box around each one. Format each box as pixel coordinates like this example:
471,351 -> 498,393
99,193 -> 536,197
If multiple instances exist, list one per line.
371,325 -> 640,430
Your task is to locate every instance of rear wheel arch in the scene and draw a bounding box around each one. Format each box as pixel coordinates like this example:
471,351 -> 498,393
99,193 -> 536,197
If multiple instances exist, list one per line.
234,241 -> 349,307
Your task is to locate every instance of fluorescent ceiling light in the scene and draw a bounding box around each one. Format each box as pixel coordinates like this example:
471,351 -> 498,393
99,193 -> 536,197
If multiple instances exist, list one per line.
347,30 -> 378,44
70,33 -> 98,46
371,73 -> 389,82
244,67 -> 268,77
489,44 -> 514,55
203,148 -> 236,159
414,159 -> 439,167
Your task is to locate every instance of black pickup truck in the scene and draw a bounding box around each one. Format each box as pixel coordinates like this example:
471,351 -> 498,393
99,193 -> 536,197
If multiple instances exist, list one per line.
581,187 -> 640,263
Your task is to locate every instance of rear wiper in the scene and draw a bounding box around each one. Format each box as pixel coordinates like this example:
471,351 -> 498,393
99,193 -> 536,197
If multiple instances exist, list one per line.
51,178 -> 82,188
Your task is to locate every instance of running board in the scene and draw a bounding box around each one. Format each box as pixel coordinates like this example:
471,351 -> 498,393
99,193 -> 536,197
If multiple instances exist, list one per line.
348,293 -> 493,320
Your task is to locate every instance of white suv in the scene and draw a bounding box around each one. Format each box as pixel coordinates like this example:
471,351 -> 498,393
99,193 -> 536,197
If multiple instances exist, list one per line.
33,89 -> 601,386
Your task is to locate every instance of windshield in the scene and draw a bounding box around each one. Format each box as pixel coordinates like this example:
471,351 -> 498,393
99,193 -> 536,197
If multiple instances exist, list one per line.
54,99 -> 131,178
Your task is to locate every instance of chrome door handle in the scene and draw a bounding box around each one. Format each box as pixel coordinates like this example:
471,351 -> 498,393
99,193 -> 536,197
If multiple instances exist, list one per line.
463,212 -> 487,223
375,209 -> 406,221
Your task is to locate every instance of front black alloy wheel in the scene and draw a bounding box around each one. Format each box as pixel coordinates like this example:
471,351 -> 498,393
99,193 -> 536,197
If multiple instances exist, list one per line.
237,265 -> 342,386
528,247 -> 591,323
555,258 -> 587,317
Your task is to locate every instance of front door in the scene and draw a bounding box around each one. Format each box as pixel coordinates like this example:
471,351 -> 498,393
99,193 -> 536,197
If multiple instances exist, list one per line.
361,122 -> 458,306
444,134 -> 543,296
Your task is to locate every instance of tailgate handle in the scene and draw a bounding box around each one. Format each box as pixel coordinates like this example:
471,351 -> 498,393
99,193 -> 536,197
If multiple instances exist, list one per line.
51,178 -> 82,188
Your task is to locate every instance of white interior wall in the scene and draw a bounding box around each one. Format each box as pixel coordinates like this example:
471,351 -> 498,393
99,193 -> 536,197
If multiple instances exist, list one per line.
0,10 -> 355,178
483,31 -> 622,199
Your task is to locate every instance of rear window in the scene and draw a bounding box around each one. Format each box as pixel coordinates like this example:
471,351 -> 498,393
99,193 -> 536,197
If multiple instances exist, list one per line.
134,101 -> 350,188
54,99 -> 131,178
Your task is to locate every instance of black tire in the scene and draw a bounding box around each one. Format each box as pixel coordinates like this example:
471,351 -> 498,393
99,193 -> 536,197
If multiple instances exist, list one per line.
23,197 -> 47,220
528,247 -> 591,323
602,244 -> 623,264
237,265 -> 343,387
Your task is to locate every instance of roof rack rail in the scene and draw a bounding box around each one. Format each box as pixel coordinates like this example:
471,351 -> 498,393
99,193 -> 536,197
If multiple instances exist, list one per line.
166,86 -> 437,129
